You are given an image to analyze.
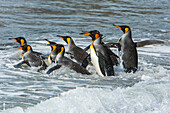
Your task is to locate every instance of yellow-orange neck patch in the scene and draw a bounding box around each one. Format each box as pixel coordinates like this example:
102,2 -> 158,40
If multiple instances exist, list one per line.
51,45 -> 56,51
58,47 -> 64,55
48,53 -> 52,64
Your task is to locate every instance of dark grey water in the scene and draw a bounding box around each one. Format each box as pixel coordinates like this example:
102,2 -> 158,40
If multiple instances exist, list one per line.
0,0 -> 170,112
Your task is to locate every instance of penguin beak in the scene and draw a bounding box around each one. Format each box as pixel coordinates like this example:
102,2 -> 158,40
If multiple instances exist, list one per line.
46,44 -> 51,46
113,24 -> 122,30
45,39 -> 51,44
57,35 -> 64,40
80,32 -> 91,36
113,24 -> 123,42
57,35 -> 70,44
9,38 -> 17,41
14,46 -> 23,49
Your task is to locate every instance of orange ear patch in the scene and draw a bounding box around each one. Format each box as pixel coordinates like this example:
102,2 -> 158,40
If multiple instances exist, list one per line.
51,45 -> 57,51
20,39 -> 25,46
27,46 -> 31,51
95,34 -> 99,40
67,38 -> 70,44
125,28 -> 129,33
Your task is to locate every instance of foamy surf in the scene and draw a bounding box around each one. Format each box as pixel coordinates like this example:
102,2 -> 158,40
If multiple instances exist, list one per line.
1,66 -> 170,113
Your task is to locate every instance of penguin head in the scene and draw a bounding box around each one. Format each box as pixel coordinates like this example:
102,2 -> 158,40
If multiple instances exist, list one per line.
9,37 -> 27,46
45,39 -> 57,50
15,45 -> 32,53
48,43 -> 65,55
48,44 -> 65,63
45,39 -> 56,45
56,44 -> 65,56
113,24 -> 131,34
57,35 -> 72,44
80,30 -> 103,41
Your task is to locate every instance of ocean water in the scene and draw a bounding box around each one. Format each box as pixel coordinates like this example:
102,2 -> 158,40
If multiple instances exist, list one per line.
0,0 -> 170,113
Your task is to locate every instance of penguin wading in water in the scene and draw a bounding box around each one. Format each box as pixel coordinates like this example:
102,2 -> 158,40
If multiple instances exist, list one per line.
57,35 -> 88,64
80,30 -> 119,76
113,24 -> 138,73
104,24 -> 165,73
45,39 -> 58,64
46,43 -> 91,75
85,42 -> 106,76
14,45 -> 47,72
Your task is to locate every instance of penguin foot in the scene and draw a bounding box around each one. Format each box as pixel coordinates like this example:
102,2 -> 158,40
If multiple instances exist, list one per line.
124,67 -> 137,73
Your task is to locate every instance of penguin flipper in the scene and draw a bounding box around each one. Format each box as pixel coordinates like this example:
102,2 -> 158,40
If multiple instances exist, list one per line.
104,46 -> 119,65
136,40 -> 164,47
40,54 -> 49,60
46,65 -> 62,74
105,60 -> 115,76
82,54 -> 91,68
104,42 -> 120,48
32,51 -> 43,56
13,60 -> 27,68
83,44 -> 90,51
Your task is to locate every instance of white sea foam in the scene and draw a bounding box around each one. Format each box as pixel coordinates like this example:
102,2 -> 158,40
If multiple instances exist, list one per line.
1,81 -> 170,113
1,65 -> 170,113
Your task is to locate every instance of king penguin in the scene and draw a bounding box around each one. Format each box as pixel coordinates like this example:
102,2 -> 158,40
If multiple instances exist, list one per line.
9,37 -> 43,56
46,43 -> 91,75
14,45 -> 47,72
113,24 -> 138,73
83,42 -> 106,76
104,24 -> 165,73
80,30 -> 119,76
9,37 -> 27,46
45,39 -> 58,64
57,35 -> 88,64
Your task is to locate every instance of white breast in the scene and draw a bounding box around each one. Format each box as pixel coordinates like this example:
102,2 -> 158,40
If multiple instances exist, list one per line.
90,49 -> 104,77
